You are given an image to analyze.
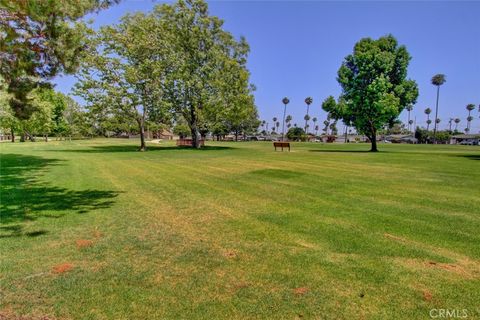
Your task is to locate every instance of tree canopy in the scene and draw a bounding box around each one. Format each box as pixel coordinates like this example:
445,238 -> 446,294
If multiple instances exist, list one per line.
0,0 -> 118,120
74,0 -> 257,149
323,35 -> 419,151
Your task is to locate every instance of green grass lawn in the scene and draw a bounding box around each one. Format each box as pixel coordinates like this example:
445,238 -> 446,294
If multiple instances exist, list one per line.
1,139 -> 479,319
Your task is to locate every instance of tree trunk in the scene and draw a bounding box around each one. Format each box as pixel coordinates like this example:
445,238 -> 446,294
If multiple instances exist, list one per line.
370,137 -> 378,152
369,128 -> 378,152
189,123 -> 199,148
189,106 -> 201,149
45,134 -> 48,142
137,118 -> 146,152
10,127 -> 15,142
433,86 -> 440,144
190,126 -> 201,149
235,130 -> 238,142
23,130 -> 35,142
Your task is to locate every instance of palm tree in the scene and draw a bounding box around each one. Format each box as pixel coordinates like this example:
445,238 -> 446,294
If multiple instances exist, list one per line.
315,125 -> 319,136
406,105 -> 413,132
425,108 -> 432,131
312,117 -> 317,130
285,115 -> 292,127
276,121 -> 280,133
323,120 -> 329,135
285,115 -> 292,132
466,103 -> 475,132
281,97 -> 289,141
454,118 -> 460,132
431,74 -> 446,143
304,115 -> 310,134
448,118 -> 453,132
272,117 -> 277,135
304,97 -> 313,134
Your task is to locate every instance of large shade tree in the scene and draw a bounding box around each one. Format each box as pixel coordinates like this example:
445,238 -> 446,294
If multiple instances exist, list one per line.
0,0 -> 118,120
153,0 -> 255,148
76,0 -> 256,149
322,35 -> 419,151
74,13 -> 171,151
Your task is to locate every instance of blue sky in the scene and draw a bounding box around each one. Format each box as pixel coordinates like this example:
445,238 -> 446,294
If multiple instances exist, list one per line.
54,0 -> 480,133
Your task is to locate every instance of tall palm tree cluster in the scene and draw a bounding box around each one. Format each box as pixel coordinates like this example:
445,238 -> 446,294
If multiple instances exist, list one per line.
260,84 -> 478,141
421,102 -> 477,138
260,97 -> 342,141
414,74 -> 478,143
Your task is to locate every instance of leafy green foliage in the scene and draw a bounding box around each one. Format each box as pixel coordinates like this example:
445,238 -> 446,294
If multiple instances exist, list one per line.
173,121 -> 191,139
286,127 -> 305,141
0,0 -> 118,119
74,11 -> 174,151
152,0 -> 257,147
75,0 -> 257,149
324,35 -> 419,151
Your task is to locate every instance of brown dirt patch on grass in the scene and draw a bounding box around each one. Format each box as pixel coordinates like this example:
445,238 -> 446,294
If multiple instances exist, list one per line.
396,258 -> 479,279
423,289 -> 433,301
92,229 -> 102,238
75,239 -> 93,249
384,233 -> 408,243
293,287 -> 309,295
385,233 -> 480,279
427,261 -> 472,277
222,249 -> 237,259
52,263 -> 74,274
0,309 -> 56,320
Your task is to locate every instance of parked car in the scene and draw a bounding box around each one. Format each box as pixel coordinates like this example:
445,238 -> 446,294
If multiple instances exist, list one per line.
460,140 -> 477,145
265,136 -> 279,141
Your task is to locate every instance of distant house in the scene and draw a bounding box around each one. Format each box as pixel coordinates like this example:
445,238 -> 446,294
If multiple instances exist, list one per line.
385,134 -> 418,144
144,129 -> 174,140
450,134 -> 480,145
0,134 -> 12,141
155,129 -> 174,140
343,134 -> 368,143
0,130 -> 12,141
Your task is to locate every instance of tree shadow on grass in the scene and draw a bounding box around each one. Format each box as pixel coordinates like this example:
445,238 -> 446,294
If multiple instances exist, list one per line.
46,145 -> 235,153
308,149 -> 375,153
249,169 -> 305,179
0,153 -> 119,238
458,154 -> 480,161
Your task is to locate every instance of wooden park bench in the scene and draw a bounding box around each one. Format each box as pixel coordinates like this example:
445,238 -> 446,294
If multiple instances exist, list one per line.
176,138 -> 205,147
273,141 -> 290,152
